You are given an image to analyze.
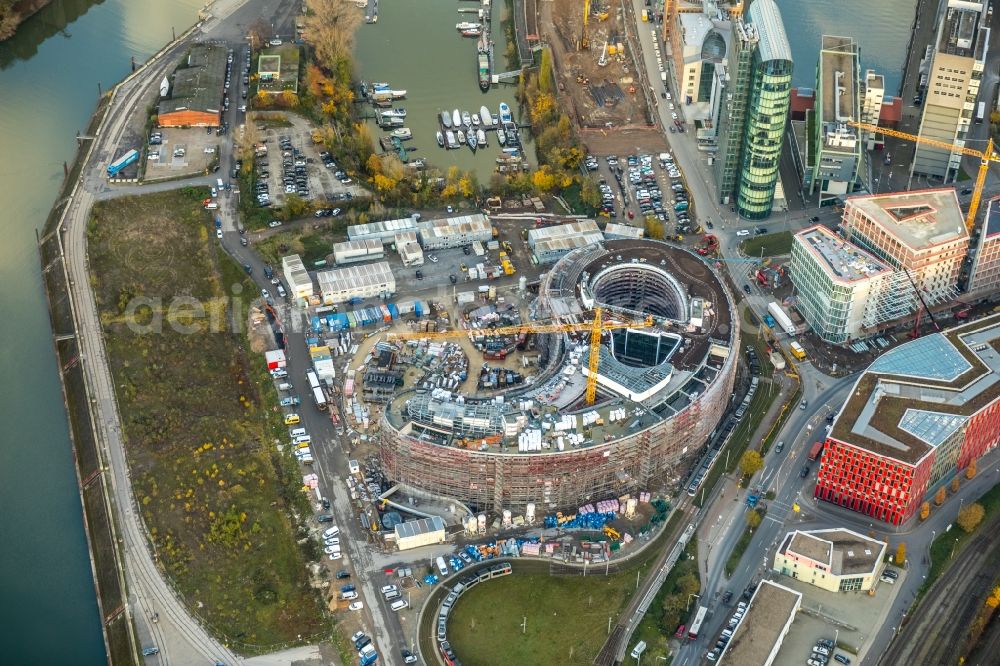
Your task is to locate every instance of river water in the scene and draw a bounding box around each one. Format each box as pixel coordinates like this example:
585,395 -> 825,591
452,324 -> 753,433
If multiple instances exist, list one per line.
0,1 -> 201,663
774,0 -> 915,95
0,0 -> 914,662
354,0 -> 529,180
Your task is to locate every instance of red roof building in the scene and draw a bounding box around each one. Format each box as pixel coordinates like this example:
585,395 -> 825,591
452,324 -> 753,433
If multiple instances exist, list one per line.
816,314 -> 1000,525
878,96 -> 903,128
789,87 -> 815,122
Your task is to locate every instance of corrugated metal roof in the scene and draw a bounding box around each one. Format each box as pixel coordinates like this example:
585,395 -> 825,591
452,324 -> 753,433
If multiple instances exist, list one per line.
749,0 -> 792,64
394,516 -> 445,539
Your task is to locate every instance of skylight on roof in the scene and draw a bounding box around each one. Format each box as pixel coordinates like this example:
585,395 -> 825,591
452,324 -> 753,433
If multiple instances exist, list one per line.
869,333 -> 972,381
899,409 -> 968,447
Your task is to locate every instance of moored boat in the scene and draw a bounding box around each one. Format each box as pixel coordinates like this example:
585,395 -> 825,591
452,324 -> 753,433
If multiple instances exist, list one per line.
472,114 -> 481,126
468,131 -> 478,150
456,21 -> 479,30
452,109 -> 462,127
478,52 -> 491,93
480,106 -> 494,126
499,102 -> 512,123
446,130 -> 458,149
476,128 -> 487,147
462,111 -> 472,127
391,127 -> 412,140
497,126 -> 506,145
461,27 -> 482,37
381,108 -> 407,118
457,129 -> 466,144
390,90 -> 406,99
441,110 -> 452,128
436,131 -> 445,147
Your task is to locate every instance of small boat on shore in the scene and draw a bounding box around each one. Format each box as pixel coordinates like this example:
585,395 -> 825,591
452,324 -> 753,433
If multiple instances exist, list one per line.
436,131 -> 445,147
452,109 -> 462,127
391,127 -> 412,140
390,89 -> 406,99
446,130 -> 457,149
480,106 -> 494,126
497,126 -> 506,145
472,114 -> 481,126
462,111 -> 472,127
457,129 -> 466,144
477,128 -> 487,147
441,110 -> 452,128
468,131 -> 478,150
499,102 -> 512,123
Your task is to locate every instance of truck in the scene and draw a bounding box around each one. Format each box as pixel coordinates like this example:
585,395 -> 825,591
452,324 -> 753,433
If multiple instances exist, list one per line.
435,556 -> 449,577
312,386 -> 328,411
107,149 -> 139,177
808,441 -> 824,462
767,302 -> 797,336
789,341 -> 807,360
976,101 -> 986,124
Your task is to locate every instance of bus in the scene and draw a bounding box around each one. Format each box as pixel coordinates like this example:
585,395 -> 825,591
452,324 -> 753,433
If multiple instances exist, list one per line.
688,605 -> 708,640
312,386 -> 328,411
306,370 -> 321,392
976,102 -> 986,124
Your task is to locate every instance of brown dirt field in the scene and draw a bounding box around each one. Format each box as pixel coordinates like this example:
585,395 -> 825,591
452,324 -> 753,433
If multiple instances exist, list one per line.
578,127 -> 669,155
543,0 -> 653,129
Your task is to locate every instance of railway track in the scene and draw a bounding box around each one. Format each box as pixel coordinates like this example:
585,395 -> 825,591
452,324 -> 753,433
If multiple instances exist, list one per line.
881,516 -> 1000,666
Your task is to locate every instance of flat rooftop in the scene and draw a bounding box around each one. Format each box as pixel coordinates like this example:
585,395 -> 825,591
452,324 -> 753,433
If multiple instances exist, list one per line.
937,1 -> 984,57
830,314 -> 1000,464
819,36 -> 859,150
984,197 -> 1000,239
720,580 -> 801,666
417,214 -> 491,241
795,225 -> 890,283
316,261 -> 394,294
844,188 -> 967,251
780,528 -> 885,576
160,43 -> 225,117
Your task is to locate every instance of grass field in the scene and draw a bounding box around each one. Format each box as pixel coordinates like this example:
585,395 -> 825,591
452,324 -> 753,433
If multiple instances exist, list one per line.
739,231 -> 793,258
87,188 -> 325,649
447,569 -> 641,664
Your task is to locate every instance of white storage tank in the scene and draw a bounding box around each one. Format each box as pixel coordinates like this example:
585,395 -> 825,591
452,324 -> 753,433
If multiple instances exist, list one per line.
502,510 -> 512,527
465,516 -> 478,535
526,502 -> 535,524
477,513 -> 487,533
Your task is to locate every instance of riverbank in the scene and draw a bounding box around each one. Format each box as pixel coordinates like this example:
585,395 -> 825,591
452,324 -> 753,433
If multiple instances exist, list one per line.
0,0 -> 52,41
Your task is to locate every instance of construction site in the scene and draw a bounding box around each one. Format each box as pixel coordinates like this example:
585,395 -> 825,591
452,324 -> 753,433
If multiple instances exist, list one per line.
367,238 -> 739,516
543,0 -> 654,129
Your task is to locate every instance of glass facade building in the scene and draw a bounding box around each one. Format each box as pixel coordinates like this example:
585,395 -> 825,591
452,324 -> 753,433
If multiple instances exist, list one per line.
736,0 -> 792,220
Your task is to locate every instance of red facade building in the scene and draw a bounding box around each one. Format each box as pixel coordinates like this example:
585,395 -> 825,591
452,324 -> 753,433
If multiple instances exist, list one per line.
815,315 -> 1000,525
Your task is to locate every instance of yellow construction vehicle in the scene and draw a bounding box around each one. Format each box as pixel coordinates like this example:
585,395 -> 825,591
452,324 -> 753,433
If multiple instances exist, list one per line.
581,0 -> 591,49
388,308 -> 655,404
848,121 -> 999,231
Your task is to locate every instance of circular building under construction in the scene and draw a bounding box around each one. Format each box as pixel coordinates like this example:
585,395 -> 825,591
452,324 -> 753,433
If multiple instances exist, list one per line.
379,239 -> 739,514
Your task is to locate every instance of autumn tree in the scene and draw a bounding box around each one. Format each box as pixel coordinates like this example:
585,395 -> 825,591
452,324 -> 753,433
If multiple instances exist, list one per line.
303,0 -> 361,71
740,450 -> 764,478
966,458 -> 977,480
894,542 -> 906,566
919,501 -> 930,521
987,586 -> 1000,609
951,476 -> 961,493
746,509 -> 762,529
935,486 -> 946,506
531,166 -> 557,192
957,502 -> 985,533
644,217 -> 665,239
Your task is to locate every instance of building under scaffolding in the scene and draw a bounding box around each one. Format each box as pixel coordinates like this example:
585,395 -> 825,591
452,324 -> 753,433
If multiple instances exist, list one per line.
379,239 -> 739,514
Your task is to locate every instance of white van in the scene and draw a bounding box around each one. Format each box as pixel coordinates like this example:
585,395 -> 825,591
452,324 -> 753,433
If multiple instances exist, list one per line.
217,178 -> 225,191
278,382 -> 292,392
631,640 -> 647,659
390,599 -> 408,612
293,435 -> 312,445
348,460 -> 360,475
290,427 -> 307,437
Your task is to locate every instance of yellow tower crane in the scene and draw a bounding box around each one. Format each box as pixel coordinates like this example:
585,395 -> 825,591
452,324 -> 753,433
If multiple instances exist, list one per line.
848,121 -> 1000,232
387,307 -> 655,404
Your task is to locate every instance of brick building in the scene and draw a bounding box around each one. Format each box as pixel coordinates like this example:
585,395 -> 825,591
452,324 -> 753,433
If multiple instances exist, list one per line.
815,315 -> 1000,524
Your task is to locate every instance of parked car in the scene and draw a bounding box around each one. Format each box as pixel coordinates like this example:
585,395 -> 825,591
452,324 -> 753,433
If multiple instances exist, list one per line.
800,465 -> 811,478
736,229 -> 750,237
348,601 -> 364,611
317,514 -> 333,523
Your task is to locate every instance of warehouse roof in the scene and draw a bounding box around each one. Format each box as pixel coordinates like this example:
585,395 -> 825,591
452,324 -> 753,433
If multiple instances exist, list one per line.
780,528 -> 886,576
528,220 -> 601,244
830,314 -> 1000,464
394,516 -> 445,540
316,261 -> 394,294
160,44 -> 225,117
844,188 -> 967,251
417,214 -> 492,242
348,217 -> 418,241
333,239 -> 384,258
281,253 -> 312,289
719,580 -> 801,666
603,223 -> 645,240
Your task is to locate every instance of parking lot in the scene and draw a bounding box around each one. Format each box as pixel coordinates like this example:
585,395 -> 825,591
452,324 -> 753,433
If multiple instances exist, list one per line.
251,115 -> 364,209
145,127 -> 221,180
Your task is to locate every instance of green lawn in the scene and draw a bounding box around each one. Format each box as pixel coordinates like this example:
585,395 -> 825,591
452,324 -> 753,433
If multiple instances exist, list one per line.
447,569 -> 640,664
739,231 -> 793,258
87,188 -> 326,649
